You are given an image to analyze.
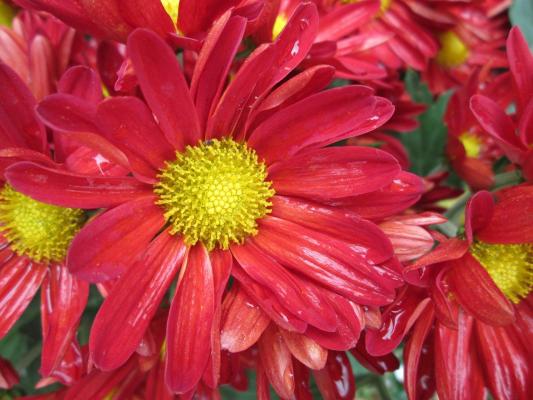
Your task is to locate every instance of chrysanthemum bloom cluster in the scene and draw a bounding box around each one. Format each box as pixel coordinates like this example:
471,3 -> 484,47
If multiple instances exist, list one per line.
0,0 -> 531,399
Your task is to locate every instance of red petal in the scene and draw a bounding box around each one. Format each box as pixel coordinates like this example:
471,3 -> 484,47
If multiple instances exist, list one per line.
476,185 -> 533,243
96,96 -> 175,180
166,244 -> 215,394
380,221 -> 434,262
145,359 -> 174,400
118,0 -> 175,38
350,338 -> 400,374
258,324 -> 295,399
248,65 -> 335,132
178,0 -> 239,35
508,27 -> 533,111
448,252 -> 515,326
271,196 -> 393,264
470,95 -> 524,162
464,190 -> 494,243
305,293 -> 363,351
202,249 -> 232,389
127,29 -> 201,149
220,285 -> 270,352
231,241 -> 337,332
316,1 -> 378,42
365,287 -> 431,356
67,195 -> 164,282
231,265 -> 307,333
58,65 -> 103,104
0,256 -> 47,338
404,305 -> 436,400
434,312 -> 485,400
207,2 -> 319,140
190,13 -> 246,132
40,264 -> 88,377
63,357 -> 139,400
0,62 -> 46,152
336,171 -> 424,219
475,320 -> 530,400
90,231 -> 185,370
312,352 -> 355,400
268,146 -> 399,199
249,86 -> 393,164
404,238 -> 468,273
6,161 -> 151,208
280,330 -> 327,370
36,93 -> 99,134
0,356 -> 18,389
253,216 -> 397,306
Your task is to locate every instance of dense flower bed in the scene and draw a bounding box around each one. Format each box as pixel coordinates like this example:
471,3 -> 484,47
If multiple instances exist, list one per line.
0,0 -> 531,399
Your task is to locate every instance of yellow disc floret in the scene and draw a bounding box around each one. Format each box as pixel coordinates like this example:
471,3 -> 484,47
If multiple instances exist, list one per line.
0,185 -> 84,263
154,138 -> 275,250
470,241 -> 533,304
272,14 -> 288,40
161,0 -> 180,24
437,31 -> 469,68
459,132 -> 482,158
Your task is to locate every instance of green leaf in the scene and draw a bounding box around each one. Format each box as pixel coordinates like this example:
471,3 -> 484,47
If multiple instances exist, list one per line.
510,0 -> 533,48
401,74 -> 453,176
404,69 -> 433,105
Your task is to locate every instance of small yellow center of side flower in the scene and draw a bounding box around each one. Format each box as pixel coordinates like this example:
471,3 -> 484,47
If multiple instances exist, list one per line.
161,0 -> 180,23
470,241 -> 533,304
0,185 -> 84,263
154,138 -> 275,250
459,132 -> 482,158
437,31 -> 469,68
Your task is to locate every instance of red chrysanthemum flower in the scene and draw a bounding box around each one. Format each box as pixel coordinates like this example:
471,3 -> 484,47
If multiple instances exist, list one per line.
314,0 -> 440,72
0,8 -> 97,100
471,27 -> 533,182
6,4 -> 424,394
422,0 -> 509,93
0,63 -> 103,386
367,185 -> 533,399
445,71 -> 508,190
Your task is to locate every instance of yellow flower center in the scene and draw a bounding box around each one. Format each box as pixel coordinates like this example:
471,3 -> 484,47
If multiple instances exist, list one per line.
154,138 -> 275,250
459,132 -> 482,158
0,185 -> 84,263
161,0 -> 180,23
272,14 -> 288,40
0,0 -> 16,28
437,31 -> 469,68
470,241 -> 533,304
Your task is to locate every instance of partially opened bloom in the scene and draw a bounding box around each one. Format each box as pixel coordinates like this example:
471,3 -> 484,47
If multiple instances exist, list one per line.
423,0 -> 509,93
471,27 -> 533,182
0,8 -> 93,100
445,71 -> 505,190
6,4 -> 424,395
367,186 -> 533,399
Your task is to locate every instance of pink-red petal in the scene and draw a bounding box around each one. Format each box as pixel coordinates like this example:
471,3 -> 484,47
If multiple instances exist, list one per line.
166,244 -> 215,394
6,161 -> 151,208
67,195 -> 165,282
89,231 -> 185,370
